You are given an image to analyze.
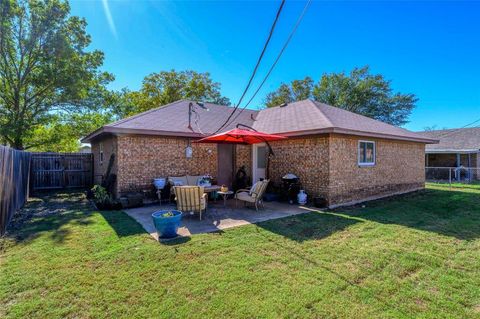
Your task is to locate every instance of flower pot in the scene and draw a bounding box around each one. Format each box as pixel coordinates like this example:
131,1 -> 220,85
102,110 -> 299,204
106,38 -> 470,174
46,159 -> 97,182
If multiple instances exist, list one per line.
152,210 -> 182,239
153,178 -> 166,189
297,190 -> 307,205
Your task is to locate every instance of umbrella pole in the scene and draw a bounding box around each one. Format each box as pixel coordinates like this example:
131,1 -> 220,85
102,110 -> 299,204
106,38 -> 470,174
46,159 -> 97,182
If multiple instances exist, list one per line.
266,153 -> 271,180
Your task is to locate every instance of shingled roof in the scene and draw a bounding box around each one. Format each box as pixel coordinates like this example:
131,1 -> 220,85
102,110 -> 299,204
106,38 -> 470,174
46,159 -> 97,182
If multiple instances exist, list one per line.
252,100 -> 435,143
418,127 -> 480,152
82,99 -> 436,144
82,100 -> 258,142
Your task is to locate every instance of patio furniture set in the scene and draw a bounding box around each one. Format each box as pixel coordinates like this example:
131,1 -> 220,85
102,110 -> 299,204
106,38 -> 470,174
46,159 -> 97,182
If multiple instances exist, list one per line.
151,179 -> 270,239
150,126 -> 285,238
154,176 -> 271,219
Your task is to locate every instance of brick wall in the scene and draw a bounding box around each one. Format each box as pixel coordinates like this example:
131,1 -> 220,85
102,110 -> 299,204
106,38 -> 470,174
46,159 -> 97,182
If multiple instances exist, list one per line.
327,134 -> 425,206
92,133 -> 426,206
268,136 -> 330,199
115,135 -> 217,194
91,134 -> 117,192
235,144 -> 252,182
426,153 -> 457,167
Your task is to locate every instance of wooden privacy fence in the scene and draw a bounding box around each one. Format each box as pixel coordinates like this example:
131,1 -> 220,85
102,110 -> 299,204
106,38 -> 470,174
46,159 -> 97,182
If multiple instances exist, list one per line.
0,146 -> 31,236
31,153 -> 93,191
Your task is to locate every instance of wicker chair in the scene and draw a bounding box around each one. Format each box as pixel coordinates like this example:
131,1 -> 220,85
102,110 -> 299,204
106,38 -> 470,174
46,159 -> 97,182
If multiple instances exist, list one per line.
235,179 -> 269,211
174,186 -> 207,220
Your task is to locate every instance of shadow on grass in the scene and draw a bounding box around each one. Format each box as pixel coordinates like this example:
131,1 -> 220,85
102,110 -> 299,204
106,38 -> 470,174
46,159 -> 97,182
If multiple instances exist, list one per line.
3,191 -> 94,246
257,187 -> 480,242
160,236 -> 192,246
335,188 -> 480,241
257,210 -> 362,242
99,210 -> 146,237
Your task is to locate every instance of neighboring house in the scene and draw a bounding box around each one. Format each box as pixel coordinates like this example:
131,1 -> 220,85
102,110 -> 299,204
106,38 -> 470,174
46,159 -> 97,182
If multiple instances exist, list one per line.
419,128 -> 480,180
82,99 -> 437,208
78,145 -> 91,153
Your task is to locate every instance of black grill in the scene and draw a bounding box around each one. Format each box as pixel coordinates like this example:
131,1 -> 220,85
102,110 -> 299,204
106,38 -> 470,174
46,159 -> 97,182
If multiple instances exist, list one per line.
281,174 -> 301,204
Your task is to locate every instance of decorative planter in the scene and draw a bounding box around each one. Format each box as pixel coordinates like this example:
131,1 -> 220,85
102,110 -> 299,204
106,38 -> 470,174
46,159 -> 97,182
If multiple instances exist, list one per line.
297,190 -> 307,205
152,210 -> 182,239
153,178 -> 166,190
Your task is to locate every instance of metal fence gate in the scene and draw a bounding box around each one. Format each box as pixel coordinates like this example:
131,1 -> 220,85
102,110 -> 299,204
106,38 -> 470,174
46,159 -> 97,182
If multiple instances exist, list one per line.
31,153 -> 93,191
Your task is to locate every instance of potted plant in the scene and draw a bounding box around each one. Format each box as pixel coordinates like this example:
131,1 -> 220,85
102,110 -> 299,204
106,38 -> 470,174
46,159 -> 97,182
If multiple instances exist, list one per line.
91,185 -> 122,210
152,210 -> 183,239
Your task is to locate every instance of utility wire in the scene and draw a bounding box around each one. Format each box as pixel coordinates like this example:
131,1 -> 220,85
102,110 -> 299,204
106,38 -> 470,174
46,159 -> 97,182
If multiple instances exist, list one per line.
212,0 -> 286,135
223,0 -> 312,128
435,118 -> 480,139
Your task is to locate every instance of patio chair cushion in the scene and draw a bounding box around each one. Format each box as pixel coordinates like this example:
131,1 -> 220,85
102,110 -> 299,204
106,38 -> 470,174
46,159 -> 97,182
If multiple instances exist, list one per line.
174,186 -> 207,212
236,191 -> 256,203
170,176 -> 188,186
249,182 -> 259,196
187,175 -> 203,186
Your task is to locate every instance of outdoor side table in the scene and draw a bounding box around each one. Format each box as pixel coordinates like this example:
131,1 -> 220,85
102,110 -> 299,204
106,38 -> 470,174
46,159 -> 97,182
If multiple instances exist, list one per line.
217,191 -> 234,207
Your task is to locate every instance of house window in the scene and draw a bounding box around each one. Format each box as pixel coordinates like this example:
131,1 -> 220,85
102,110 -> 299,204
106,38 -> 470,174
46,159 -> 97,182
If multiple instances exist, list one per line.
358,141 -> 375,166
99,142 -> 104,165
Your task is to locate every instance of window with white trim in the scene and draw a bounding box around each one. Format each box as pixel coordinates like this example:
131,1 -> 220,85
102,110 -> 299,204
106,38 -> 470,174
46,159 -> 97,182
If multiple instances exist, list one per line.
358,141 -> 375,166
99,142 -> 104,165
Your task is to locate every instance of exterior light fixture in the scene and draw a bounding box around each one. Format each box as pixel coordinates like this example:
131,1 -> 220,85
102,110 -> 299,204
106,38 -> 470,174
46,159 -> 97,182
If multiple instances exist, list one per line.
186,140 -> 193,158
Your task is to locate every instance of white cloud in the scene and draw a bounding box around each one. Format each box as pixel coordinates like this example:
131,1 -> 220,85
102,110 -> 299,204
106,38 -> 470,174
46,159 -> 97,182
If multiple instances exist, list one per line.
101,0 -> 117,39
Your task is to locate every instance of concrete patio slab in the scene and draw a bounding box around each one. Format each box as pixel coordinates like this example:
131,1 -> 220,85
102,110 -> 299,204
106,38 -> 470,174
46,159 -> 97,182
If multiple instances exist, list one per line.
124,199 -> 311,240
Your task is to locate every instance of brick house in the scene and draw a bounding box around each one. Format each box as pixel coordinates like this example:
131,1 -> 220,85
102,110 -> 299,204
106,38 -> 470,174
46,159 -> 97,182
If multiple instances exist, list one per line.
82,99 -> 437,208
419,128 -> 480,180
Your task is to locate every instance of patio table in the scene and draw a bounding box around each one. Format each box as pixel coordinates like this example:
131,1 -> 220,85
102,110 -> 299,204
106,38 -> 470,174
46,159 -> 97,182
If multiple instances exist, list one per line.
217,190 -> 234,207
203,185 -> 221,201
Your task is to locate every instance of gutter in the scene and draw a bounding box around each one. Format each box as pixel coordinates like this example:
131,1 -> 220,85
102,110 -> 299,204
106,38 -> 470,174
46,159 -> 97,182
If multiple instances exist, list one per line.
274,127 -> 439,144
425,149 -> 480,154
82,125 -> 439,145
81,126 -> 205,143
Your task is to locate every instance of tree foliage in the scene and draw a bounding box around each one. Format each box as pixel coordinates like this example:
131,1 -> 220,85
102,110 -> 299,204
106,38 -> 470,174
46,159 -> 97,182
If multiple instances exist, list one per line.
0,0 -> 113,149
264,67 -> 417,126
114,70 -> 231,118
26,112 -> 113,152
264,77 -> 314,107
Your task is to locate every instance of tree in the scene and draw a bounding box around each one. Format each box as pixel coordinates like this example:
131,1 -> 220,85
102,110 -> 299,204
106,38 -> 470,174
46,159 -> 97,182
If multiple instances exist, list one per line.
264,77 -> 313,108
24,112 -> 113,152
115,70 -> 231,118
264,83 -> 293,108
0,0 -> 113,149
264,67 -> 417,126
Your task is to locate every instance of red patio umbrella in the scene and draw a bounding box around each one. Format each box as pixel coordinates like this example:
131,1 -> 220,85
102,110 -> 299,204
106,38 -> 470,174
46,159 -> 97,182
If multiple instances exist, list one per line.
194,126 -> 286,182
194,128 -> 286,144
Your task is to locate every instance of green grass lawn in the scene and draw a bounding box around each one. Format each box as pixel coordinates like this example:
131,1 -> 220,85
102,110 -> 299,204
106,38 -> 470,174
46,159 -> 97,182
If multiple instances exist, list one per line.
1,184 -> 480,318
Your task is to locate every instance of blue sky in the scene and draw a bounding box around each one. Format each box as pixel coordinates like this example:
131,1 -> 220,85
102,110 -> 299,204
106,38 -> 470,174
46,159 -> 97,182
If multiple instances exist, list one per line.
70,0 -> 480,131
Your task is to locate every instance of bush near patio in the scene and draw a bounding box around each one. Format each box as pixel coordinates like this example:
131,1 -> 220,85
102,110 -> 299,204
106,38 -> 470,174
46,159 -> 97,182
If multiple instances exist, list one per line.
1,184 -> 480,318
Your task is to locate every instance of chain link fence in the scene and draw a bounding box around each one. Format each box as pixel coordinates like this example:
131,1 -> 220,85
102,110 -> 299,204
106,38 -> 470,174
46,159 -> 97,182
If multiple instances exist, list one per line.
425,166 -> 480,186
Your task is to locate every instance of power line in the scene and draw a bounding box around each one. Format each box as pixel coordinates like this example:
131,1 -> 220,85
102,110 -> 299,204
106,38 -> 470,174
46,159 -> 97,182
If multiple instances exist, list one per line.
436,118 -> 480,139
225,0 -> 312,127
212,0 -> 286,135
